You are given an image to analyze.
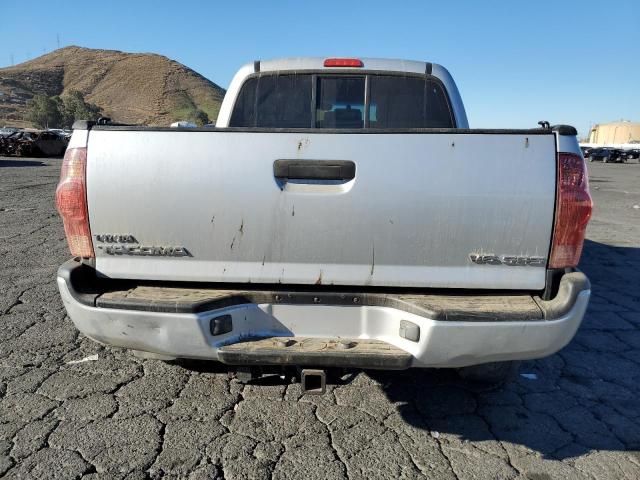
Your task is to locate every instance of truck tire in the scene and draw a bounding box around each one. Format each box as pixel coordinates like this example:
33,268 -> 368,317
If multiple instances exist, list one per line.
457,361 -> 520,388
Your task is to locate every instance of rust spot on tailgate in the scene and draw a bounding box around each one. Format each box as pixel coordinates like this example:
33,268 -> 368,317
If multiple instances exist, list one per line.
297,138 -> 310,152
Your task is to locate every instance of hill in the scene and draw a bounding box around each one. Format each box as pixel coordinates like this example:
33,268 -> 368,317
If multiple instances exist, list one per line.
0,46 -> 226,127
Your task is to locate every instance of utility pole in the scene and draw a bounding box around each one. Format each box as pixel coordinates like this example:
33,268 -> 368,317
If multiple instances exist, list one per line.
10,54 -> 14,66
57,34 -> 60,49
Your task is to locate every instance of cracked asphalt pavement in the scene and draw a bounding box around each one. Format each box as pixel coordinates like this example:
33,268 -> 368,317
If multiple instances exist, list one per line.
1,155 -> 639,479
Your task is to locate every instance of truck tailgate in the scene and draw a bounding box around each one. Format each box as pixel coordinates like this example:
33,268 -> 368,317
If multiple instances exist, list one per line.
86,129 -> 556,290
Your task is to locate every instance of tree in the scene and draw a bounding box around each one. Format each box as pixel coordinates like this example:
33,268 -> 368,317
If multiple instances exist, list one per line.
60,90 -> 102,127
26,91 -> 102,129
26,94 -> 62,129
188,108 -> 209,126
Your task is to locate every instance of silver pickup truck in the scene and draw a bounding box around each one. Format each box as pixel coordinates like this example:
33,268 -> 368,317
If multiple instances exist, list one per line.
56,57 -> 593,389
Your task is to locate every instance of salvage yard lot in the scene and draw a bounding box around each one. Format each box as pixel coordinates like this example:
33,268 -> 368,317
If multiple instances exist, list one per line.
1,156 -> 639,479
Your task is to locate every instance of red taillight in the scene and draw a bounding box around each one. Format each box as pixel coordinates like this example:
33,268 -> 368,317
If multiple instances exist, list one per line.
323,58 -> 363,68
55,147 -> 94,258
549,153 -> 593,268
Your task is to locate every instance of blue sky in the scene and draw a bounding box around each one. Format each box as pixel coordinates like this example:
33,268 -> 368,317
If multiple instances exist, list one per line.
2,0 -> 638,137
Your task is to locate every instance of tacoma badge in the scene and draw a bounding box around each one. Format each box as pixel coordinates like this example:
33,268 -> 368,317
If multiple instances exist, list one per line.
95,234 -> 190,257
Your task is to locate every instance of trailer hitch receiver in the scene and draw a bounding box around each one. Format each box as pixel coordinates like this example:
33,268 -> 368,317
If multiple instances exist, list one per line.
301,369 -> 326,395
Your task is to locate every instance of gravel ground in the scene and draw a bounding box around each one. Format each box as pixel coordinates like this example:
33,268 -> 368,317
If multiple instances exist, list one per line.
1,155 -> 639,479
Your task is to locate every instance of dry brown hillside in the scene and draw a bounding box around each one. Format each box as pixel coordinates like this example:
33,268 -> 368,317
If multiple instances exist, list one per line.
0,46 -> 225,127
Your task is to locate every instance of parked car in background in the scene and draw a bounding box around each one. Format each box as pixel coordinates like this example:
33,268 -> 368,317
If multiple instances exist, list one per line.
587,147 -> 624,163
170,121 -> 197,128
48,128 -> 73,140
0,129 -> 69,157
580,146 -> 592,158
0,126 -> 20,137
622,148 -> 640,161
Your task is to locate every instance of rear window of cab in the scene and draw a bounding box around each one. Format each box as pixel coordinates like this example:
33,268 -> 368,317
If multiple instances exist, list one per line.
229,73 -> 454,129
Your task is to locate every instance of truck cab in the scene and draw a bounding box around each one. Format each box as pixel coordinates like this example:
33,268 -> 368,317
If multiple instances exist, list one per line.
215,57 -> 468,129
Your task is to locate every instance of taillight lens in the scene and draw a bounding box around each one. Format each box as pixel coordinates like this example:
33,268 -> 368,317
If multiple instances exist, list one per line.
55,147 -> 94,258
549,153 -> 593,268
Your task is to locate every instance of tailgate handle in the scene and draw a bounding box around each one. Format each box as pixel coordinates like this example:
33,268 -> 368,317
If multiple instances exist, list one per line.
274,160 -> 355,181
